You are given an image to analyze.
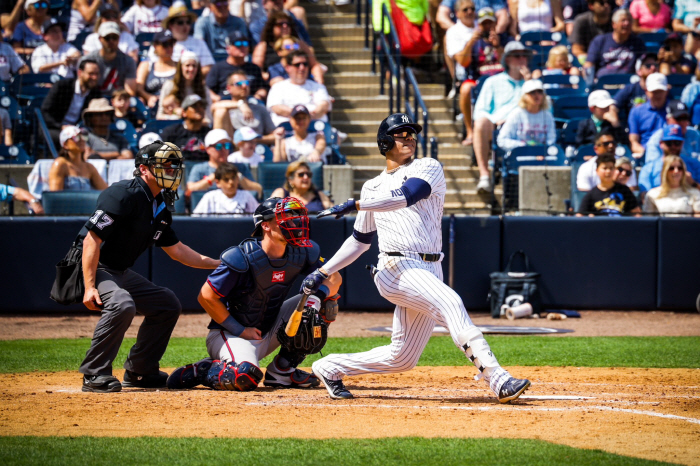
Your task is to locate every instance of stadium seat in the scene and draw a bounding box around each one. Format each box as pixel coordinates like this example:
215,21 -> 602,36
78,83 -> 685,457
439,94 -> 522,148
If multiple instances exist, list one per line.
520,31 -> 568,46
637,32 -> 668,52
87,159 -> 108,183
10,73 -> 60,95
594,74 -> 637,92
257,161 -> 323,199
559,118 -> 585,147
528,44 -> 552,70
0,145 -> 31,164
501,145 -> 567,211
110,119 -> 139,154
142,119 -> 181,136
667,75 -> 693,99
107,159 -> 136,185
130,97 -> 151,124
70,30 -> 91,51
42,191 -> 102,215
540,74 -> 583,90
276,120 -> 344,164
190,190 -> 207,211
553,95 -> 590,121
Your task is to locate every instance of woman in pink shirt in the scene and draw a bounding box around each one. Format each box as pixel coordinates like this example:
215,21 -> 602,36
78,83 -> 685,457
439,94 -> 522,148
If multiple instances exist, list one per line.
630,0 -> 672,33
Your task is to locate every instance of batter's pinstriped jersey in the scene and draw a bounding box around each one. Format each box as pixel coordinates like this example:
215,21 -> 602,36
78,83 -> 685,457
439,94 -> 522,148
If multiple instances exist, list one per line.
354,157 -> 446,254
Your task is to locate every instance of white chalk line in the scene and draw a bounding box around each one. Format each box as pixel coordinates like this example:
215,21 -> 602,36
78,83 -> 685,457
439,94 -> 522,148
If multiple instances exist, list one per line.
244,401 -> 700,425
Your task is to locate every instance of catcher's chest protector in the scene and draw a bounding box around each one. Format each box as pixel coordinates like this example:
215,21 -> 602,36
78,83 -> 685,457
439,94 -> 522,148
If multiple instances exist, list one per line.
229,240 -> 307,329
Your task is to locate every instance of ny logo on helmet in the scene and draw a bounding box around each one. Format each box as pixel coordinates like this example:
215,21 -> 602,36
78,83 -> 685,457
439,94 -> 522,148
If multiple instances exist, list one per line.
401,114 -> 409,123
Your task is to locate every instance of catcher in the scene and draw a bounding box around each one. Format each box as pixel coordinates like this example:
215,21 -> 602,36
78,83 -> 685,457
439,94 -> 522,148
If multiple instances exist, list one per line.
167,197 -> 341,391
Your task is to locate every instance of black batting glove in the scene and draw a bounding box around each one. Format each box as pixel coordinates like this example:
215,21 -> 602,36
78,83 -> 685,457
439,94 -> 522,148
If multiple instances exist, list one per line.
301,268 -> 329,295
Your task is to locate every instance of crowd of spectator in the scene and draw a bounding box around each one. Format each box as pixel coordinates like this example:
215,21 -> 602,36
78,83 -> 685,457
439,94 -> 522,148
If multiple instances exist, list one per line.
439,0 -> 700,215
0,0 -> 341,215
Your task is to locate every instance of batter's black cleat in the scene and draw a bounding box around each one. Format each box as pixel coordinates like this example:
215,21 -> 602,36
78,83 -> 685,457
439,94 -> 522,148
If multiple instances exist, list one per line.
498,377 -> 531,403
122,370 -> 168,388
263,365 -> 320,389
167,358 -> 214,389
82,374 -> 122,393
312,363 -> 353,400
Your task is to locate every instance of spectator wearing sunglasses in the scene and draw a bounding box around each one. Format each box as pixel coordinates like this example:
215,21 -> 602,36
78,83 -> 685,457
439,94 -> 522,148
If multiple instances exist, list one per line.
212,70 -> 277,145
206,30 -> 267,102
187,128 -> 263,195
639,124 -> 700,192
149,2 -> 214,74
83,22 -> 138,95
270,160 -> 331,213
192,162 -> 259,216
12,0 -> 50,56
49,126 -> 108,192
577,131 -> 638,192
249,0 -> 311,47
31,18 -> 81,77
269,35 -> 315,86
194,0 -> 249,57
643,155 -> 700,216
82,4 -> 140,63
644,100 -> 700,165
577,153 -> 640,216
266,50 -> 332,126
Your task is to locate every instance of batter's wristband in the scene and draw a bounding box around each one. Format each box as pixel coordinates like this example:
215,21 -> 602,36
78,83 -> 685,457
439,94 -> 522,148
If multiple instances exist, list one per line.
221,315 -> 245,337
316,284 -> 329,303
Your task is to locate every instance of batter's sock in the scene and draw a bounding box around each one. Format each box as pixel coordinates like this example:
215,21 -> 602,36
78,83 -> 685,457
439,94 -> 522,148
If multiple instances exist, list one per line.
483,366 -> 511,397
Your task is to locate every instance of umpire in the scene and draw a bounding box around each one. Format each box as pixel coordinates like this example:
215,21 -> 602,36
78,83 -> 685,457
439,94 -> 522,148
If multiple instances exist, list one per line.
77,141 -> 220,393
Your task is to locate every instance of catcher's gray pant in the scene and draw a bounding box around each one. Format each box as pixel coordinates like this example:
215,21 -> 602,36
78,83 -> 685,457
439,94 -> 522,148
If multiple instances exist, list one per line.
79,266 -> 181,377
313,255 -> 476,380
206,295 -> 300,368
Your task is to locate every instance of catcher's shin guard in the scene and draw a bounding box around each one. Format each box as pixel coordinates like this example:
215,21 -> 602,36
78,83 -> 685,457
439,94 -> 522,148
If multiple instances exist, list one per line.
204,360 -> 263,391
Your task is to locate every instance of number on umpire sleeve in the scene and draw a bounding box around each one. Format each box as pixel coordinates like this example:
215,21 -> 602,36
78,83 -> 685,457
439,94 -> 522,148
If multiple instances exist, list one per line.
89,210 -> 114,230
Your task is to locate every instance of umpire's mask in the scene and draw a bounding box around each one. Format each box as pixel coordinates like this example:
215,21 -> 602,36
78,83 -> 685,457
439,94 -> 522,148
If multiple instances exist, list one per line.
136,141 -> 185,192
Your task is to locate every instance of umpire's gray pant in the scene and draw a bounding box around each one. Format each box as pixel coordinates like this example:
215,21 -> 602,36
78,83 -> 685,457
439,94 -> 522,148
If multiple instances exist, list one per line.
79,266 -> 182,376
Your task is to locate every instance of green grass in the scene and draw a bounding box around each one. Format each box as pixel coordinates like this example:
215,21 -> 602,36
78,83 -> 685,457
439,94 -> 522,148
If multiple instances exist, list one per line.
0,437 -> 673,466
0,336 -> 698,373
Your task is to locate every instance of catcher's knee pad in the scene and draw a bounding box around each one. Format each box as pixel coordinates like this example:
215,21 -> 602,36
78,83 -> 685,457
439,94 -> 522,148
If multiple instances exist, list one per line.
457,327 -> 500,375
205,360 -> 263,391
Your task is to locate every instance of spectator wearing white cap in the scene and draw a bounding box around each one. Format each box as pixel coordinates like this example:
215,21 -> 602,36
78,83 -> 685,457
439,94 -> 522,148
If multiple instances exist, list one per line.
31,18 -> 81,77
157,52 -> 214,121
644,100 -> 700,165
496,79 -> 556,152
273,104 -> 328,163
11,0 -> 49,55
148,2 -> 214,75
473,40 -> 532,193
575,89 -> 625,145
228,127 -> 265,167
628,72 -> 669,157
49,126 -> 107,192
187,128 -> 263,195
82,4 -> 140,63
83,21 -> 138,95
192,163 -> 259,216
139,132 -> 161,149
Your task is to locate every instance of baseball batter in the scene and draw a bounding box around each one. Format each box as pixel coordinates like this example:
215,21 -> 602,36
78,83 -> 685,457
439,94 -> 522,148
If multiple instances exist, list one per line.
302,113 -> 531,402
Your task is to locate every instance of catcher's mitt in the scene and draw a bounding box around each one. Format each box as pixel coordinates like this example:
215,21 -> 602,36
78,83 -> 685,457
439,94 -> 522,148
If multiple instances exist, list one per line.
277,306 -> 328,355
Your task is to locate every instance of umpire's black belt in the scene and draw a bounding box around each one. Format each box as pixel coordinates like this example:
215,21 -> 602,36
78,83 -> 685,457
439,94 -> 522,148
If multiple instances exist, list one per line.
386,252 -> 441,262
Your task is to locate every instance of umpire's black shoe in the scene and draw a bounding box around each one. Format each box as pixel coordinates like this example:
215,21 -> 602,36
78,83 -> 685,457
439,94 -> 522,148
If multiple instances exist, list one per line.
312,362 -> 353,400
82,375 -> 122,393
122,370 -> 168,388
498,377 -> 531,403
167,358 -> 214,389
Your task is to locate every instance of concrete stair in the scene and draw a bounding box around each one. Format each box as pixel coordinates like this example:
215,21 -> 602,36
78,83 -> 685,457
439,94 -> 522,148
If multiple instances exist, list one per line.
305,2 -> 490,212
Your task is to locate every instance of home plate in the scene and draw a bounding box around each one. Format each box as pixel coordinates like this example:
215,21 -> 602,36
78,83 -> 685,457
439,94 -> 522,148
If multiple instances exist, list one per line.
520,395 -> 595,400
367,325 -> 573,335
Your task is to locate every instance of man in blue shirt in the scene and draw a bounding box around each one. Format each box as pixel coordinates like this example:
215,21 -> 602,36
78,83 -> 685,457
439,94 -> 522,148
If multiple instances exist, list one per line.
628,72 -> 669,157
645,100 -> 700,165
613,52 -> 657,122
584,9 -> 645,79
639,125 -> 700,192
194,0 -> 249,56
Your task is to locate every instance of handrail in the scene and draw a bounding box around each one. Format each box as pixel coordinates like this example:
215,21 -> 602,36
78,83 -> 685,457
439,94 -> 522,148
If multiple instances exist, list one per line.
404,67 -> 430,157
34,107 -> 59,159
372,2 -> 401,113
356,0 -> 371,49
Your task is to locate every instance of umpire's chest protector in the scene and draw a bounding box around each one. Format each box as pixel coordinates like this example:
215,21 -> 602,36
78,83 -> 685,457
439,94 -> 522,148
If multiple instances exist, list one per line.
221,239 -> 314,331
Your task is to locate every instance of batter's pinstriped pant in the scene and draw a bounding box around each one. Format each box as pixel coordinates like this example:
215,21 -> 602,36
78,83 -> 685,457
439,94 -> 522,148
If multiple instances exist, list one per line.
313,255 -> 476,381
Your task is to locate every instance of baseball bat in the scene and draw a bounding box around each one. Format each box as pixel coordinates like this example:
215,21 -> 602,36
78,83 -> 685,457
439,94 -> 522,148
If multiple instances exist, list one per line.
285,293 -> 310,337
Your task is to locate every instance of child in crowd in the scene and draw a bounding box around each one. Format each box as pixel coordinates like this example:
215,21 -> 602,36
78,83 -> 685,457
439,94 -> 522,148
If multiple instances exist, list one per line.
577,153 -> 641,217
228,127 -> 264,167
111,89 -> 145,128
159,94 -> 182,120
192,163 -> 259,216
532,45 -> 580,85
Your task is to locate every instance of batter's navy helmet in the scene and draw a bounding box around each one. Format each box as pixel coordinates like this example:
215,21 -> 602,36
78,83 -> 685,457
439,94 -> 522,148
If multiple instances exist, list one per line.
377,113 -> 423,155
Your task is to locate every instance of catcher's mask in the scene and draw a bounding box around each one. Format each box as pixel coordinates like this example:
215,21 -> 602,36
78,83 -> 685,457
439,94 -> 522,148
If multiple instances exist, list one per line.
135,141 -> 184,192
251,197 -> 310,247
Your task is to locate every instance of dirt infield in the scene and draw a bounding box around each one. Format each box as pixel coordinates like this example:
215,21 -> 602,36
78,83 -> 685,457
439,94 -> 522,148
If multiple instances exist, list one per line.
1,367 -> 699,465
1,311 -> 699,465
